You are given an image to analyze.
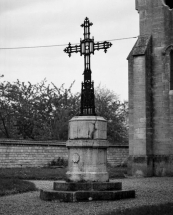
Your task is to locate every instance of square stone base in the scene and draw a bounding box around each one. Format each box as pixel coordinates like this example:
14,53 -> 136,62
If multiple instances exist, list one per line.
40,181 -> 135,202
40,189 -> 135,202
53,181 -> 122,191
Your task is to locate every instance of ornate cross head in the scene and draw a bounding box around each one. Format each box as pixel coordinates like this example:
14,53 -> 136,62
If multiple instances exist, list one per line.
64,17 -> 112,116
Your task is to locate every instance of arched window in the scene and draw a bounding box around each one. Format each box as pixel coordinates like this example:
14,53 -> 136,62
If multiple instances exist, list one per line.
170,51 -> 173,90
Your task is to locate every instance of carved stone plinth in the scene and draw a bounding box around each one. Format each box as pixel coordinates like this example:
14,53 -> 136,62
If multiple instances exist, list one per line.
40,181 -> 135,202
40,115 -> 136,202
66,116 -> 109,182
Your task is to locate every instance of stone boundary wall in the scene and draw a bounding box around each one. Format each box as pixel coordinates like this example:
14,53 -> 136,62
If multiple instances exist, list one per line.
0,139 -> 129,168
107,145 -> 129,167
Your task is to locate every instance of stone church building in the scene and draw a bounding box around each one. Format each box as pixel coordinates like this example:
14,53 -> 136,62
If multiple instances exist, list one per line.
128,0 -> 173,176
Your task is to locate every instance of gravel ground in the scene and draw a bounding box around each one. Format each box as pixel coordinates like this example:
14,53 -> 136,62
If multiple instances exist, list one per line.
0,177 -> 173,215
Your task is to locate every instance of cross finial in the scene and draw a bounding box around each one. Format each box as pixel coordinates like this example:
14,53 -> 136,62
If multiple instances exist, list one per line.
64,18 -> 112,115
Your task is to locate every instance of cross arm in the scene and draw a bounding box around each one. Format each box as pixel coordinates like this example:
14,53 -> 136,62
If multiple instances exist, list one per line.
64,43 -> 81,57
94,41 -> 112,53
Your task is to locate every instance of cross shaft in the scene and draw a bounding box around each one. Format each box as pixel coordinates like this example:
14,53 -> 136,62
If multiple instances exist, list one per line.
64,17 -> 112,115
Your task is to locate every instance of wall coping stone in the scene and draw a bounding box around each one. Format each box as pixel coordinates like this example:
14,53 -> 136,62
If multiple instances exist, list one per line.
108,144 -> 129,148
0,139 -> 128,148
0,139 -> 66,147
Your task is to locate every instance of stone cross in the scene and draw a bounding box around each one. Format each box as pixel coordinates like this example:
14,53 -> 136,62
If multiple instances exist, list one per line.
40,17 -> 135,202
64,17 -> 112,116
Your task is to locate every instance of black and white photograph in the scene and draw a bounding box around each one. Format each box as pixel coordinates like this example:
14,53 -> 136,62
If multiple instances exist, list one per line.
0,0 -> 173,214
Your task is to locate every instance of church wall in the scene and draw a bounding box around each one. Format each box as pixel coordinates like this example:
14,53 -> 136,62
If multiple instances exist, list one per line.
128,0 -> 173,176
128,39 -> 153,176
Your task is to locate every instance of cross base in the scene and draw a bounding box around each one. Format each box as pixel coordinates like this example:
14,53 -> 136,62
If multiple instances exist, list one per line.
40,181 -> 135,202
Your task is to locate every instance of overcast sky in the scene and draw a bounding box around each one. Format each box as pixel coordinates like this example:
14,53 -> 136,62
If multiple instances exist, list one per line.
0,0 -> 139,101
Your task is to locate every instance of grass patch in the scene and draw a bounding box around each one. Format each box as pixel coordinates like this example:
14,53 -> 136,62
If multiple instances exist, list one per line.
0,178 -> 37,196
102,203 -> 173,215
0,166 -> 126,180
0,167 -> 67,180
0,166 -> 125,197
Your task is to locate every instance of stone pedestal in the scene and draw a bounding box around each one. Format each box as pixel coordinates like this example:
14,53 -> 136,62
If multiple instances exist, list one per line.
40,181 -> 135,202
66,116 -> 109,182
40,115 -> 135,202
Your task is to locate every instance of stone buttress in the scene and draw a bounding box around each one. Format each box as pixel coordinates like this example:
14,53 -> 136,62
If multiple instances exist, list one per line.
128,0 -> 173,176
